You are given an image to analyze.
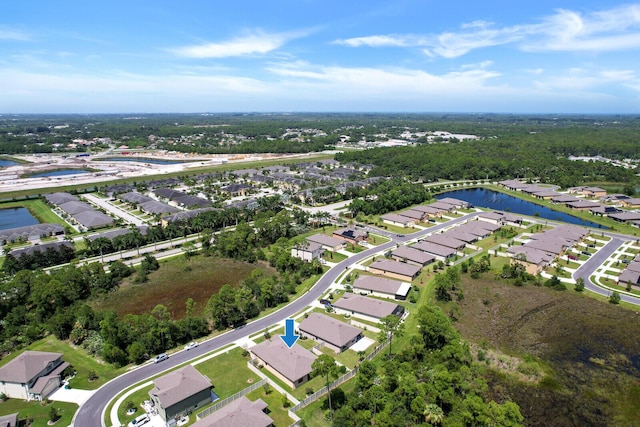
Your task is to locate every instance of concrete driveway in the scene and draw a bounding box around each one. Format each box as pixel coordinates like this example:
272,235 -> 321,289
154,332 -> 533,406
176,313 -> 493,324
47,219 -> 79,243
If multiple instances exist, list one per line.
50,385 -> 96,406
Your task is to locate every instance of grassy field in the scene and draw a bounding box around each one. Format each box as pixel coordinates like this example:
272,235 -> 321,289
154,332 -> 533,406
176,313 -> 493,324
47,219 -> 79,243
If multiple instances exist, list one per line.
441,270 -> 640,426
91,255 -> 276,318
0,400 -> 78,426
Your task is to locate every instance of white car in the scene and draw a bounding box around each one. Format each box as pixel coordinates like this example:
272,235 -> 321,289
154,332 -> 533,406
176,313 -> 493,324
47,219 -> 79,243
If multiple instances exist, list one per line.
128,414 -> 149,427
184,341 -> 198,351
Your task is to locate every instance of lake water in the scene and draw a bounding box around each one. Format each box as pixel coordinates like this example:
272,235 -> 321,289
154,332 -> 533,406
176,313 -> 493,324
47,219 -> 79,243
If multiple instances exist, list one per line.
31,169 -> 91,178
437,188 -> 606,228
0,207 -> 39,231
97,157 -> 189,165
0,159 -> 18,168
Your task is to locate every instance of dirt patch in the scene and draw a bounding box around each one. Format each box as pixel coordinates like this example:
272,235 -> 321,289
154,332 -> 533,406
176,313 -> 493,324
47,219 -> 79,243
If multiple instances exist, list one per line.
91,255 -> 275,319
446,275 -> 640,426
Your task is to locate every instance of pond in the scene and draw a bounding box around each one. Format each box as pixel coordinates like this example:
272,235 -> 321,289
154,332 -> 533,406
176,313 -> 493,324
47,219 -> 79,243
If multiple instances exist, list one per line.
0,159 -> 18,168
0,207 -> 39,231
436,188 -> 607,228
31,169 -> 91,178
96,157 -> 191,165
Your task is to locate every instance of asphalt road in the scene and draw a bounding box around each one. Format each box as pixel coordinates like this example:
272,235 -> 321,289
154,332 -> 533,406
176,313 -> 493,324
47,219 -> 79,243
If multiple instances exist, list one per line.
75,214 -> 476,427
573,235 -> 640,305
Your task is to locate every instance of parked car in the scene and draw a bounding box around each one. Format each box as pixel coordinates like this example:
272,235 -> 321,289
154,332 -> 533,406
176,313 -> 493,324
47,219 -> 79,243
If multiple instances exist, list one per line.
154,353 -> 169,363
319,299 -> 331,306
581,251 -> 591,256
567,254 -> 578,261
184,341 -> 198,351
128,414 -> 150,427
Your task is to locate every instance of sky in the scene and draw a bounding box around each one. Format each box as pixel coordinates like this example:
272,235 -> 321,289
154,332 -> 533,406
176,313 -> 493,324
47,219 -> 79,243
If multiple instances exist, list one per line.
1,0 -> 639,114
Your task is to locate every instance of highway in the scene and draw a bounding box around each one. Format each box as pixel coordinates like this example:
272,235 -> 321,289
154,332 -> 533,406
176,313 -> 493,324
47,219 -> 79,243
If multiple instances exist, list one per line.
75,214 -> 475,426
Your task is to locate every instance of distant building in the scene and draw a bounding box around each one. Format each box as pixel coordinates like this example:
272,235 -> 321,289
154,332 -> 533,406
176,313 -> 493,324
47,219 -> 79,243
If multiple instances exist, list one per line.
333,227 -> 368,244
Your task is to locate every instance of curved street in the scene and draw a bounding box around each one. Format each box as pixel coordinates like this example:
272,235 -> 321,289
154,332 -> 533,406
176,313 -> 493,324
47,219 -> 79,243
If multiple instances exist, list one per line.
74,214 -> 639,426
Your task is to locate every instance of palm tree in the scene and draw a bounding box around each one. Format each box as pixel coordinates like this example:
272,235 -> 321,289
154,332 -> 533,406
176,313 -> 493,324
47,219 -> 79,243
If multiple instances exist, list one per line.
424,403 -> 444,425
311,354 -> 339,420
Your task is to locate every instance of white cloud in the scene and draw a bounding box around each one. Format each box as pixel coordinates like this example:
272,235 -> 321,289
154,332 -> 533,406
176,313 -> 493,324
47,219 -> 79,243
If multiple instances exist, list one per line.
334,4 -> 640,58
333,34 -> 427,48
0,26 -> 31,41
170,30 -> 305,58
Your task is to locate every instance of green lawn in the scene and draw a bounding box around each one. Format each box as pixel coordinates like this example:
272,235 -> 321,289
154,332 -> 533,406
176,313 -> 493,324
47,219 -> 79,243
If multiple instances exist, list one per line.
0,335 -> 124,390
195,347 -> 260,398
118,384 -> 154,426
324,251 -> 347,263
245,388 -> 294,426
0,400 -> 78,427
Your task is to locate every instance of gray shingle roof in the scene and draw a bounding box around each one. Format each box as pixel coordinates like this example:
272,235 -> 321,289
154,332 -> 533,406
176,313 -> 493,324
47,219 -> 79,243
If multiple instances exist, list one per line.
149,365 -> 212,409
332,293 -> 403,319
298,313 -> 362,348
250,339 -> 316,383
368,260 -> 421,278
191,396 -> 272,427
0,351 -> 62,383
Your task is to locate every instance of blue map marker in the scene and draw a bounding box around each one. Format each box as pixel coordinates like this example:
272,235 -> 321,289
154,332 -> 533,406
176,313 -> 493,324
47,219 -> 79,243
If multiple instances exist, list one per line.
280,318 -> 299,348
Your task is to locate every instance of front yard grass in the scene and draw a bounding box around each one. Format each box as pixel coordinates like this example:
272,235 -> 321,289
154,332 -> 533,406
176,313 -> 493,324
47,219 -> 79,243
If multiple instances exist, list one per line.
0,335 -> 124,390
245,387 -> 294,426
195,347 -> 260,398
0,400 -> 78,427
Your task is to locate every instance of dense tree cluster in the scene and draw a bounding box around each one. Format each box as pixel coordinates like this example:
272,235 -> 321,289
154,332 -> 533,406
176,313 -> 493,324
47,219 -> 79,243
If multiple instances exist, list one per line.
3,243 -> 76,274
349,178 -> 432,216
332,304 -> 523,426
336,123 -> 638,188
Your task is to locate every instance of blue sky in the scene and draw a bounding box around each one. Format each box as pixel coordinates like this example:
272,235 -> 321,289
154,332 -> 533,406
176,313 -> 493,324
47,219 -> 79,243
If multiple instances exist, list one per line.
1,1 -> 639,113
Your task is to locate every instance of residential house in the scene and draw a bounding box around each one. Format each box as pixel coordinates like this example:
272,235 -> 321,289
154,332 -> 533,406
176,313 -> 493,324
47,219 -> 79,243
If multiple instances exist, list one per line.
298,313 -> 363,353
333,227 -> 368,244
0,413 -> 18,427
618,198 -> 640,208
380,213 -> 415,228
368,259 -> 421,282
250,340 -> 316,389
412,241 -> 457,261
291,241 -> 324,262
331,293 -> 405,323
306,234 -> 345,252
391,245 -> 435,267
191,396 -> 273,427
149,365 -> 213,426
353,275 -> 412,300
0,351 -> 69,401
424,234 -> 466,250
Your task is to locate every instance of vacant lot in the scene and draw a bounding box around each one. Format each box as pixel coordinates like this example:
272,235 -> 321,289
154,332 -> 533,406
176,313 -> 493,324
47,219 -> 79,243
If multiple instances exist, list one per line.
92,255 -> 275,318
447,274 -> 640,427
